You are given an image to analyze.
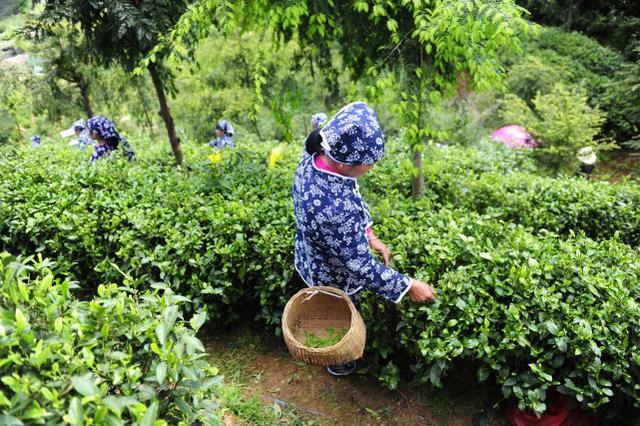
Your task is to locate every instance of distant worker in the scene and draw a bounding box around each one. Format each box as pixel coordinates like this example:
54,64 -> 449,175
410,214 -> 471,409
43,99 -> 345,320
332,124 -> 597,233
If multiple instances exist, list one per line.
310,112 -> 328,130
300,113 -> 329,160
209,120 -> 235,149
30,134 -> 41,148
86,116 -> 136,163
65,119 -> 94,148
575,146 -> 597,177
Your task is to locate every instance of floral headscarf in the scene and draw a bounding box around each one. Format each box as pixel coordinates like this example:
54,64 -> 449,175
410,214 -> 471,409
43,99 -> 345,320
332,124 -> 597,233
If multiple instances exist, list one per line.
215,120 -> 234,136
319,102 -> 385,165
87,115 -> 135,161
311,112 -> 328,129
72,119 -> 85,132
87,116 -> 120,140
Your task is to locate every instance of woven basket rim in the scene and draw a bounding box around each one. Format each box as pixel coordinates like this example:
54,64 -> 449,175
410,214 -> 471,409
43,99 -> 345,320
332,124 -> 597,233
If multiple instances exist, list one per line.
283,286 -> 359,354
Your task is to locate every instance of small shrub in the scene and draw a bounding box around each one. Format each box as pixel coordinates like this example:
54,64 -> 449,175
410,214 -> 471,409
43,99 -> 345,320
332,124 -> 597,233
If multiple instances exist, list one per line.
0,252 -> 224,425
501,83 -> 611,172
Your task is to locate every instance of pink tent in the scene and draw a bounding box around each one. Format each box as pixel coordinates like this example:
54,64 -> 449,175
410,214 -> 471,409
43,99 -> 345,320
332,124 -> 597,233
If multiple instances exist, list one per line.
492,125 -> 537,149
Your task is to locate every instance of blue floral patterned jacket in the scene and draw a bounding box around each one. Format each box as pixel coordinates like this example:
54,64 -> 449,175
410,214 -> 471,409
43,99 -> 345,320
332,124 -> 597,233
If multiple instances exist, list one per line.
90,144 -> 115,162
209,135 -> 235,149
292,154 -> 411,303
77,129 -> 94,148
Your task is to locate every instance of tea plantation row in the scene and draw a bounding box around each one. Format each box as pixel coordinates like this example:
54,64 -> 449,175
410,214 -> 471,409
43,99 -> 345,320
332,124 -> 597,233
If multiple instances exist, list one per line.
1,139 -> 639,416
0,252 -> 266,425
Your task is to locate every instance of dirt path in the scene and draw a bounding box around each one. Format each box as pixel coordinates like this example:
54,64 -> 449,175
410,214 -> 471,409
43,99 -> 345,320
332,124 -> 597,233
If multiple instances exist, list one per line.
595,150 -> 640,182
206,323 -> 507,426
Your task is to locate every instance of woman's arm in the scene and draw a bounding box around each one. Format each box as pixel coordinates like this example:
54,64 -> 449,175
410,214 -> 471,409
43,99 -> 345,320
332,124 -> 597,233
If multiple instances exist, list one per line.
321,211 -> 433,303
366,228 -> 391,265
407,279 -> 437,302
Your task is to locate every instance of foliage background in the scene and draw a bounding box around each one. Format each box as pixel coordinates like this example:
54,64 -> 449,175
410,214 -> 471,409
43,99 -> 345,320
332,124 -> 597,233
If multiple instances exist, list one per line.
1,0 -> 640,422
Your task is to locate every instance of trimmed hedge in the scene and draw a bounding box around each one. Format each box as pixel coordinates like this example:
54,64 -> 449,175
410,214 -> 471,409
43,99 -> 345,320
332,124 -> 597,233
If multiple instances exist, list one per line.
0,252 -> 223,425
413,145 -> 640,248
372,206 -> 640,413
2,138 -> 640,416
368,143 -> 640,247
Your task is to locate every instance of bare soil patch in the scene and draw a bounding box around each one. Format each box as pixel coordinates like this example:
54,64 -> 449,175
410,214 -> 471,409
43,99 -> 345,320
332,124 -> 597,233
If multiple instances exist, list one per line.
206,323 -> 507,426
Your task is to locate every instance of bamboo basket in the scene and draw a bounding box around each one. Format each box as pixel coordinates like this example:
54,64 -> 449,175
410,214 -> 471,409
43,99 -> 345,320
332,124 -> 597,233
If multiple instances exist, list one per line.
282,286 -> 366,366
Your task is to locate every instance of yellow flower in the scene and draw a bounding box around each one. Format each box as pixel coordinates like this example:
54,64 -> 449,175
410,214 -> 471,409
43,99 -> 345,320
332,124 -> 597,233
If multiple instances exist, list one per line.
268,145 -> 284,169
209,152 -> 222,163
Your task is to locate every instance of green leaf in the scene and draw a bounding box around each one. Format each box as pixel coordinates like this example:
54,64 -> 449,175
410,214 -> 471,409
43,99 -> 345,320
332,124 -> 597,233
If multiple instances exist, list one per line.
15,308 -> 27,332
156,362 -> 167,385
18,281 -> 29,301
189,311 -> 207,331
477,367 -> 490,382
479,252 -> 492,260
429,362 -> 444,387
54,317 -> 64,334
102,396 -> 139,415
24,400 -> 46,419
140,402 -> 158,426
156,322 -> 168,347
464,338 -> 479,349
101,322 -> 110,339
71,374 -> 99,397
0,415 -> 23,426
529,363 -> 553,382
503,377 -> 517,386
181,334 -> 205,354
66,397 -> 84,426
513,386 -> 524,399
164,305 -> 180,332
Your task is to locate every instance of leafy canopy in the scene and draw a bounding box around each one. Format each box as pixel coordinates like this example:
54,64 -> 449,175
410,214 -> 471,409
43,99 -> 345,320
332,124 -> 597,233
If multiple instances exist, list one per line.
33,0 -> 190,72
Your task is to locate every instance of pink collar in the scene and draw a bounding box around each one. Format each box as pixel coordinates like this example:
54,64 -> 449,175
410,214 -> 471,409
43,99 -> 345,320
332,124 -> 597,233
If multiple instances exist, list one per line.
314,155 -> 339,174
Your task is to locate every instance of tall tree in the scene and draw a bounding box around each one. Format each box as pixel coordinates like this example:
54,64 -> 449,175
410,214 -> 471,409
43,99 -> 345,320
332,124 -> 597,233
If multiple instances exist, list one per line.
22,23 -> 95,117
0,66 -> 32,143
156,0 -> 528,196
33,0 -> 191,164
517,0 -> 640,57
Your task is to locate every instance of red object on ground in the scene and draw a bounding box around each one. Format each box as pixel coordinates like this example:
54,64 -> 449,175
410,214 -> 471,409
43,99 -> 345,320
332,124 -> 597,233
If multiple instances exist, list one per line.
492,125 -> 538,149
505,395 -> 569,426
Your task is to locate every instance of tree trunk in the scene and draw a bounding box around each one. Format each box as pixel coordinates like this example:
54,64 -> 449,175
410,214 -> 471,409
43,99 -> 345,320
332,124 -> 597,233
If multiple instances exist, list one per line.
250,119 -> 264,142
148,61 -> 183,165
14,115 -> 24,141
565,0 -> 581,31
411,149 -> 424,199
135,79 -> 154,133
75,75 -> 94,118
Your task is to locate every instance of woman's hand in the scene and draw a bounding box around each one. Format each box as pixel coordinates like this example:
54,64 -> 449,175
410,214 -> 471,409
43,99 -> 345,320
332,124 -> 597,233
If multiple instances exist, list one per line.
369,235 -> 391,265
408,279 -> 437,302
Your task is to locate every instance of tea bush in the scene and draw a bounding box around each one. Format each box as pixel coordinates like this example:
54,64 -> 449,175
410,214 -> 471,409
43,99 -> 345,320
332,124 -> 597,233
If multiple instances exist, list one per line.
418,146 -> 640,248
369,144 -> 640,248
0,252 -> 224,425
371,206 -> 640,413
2,137 -> 640,415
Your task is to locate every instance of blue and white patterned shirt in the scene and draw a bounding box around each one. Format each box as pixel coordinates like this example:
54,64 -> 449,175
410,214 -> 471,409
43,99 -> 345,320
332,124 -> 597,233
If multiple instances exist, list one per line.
209,135 -> 235,149
292,154 -> 411,303
77,129 -> 94,148
90,143 -> 115,162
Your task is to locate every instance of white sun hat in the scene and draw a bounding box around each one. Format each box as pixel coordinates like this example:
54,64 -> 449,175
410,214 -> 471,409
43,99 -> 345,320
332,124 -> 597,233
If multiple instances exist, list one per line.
576,147 -> 597,165
60,119 -> 85,138
60,128 -> 75,138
